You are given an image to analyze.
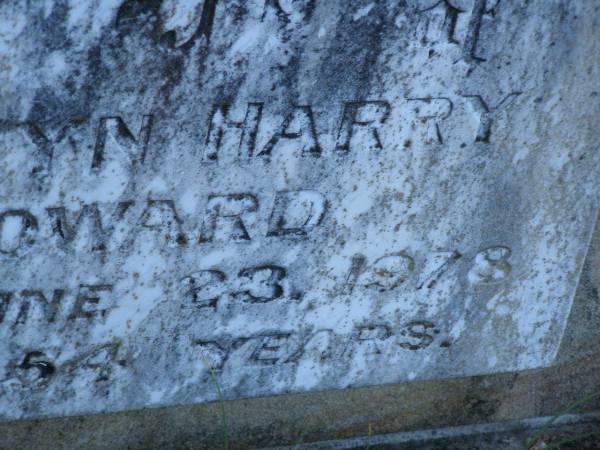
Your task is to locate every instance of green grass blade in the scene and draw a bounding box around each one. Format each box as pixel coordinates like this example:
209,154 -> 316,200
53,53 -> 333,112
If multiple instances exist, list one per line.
523,389 -> 600,450
290,424 -> 313,449
202,357 -> 229,450
536,429 -> 600,449
365,422 -> 372,450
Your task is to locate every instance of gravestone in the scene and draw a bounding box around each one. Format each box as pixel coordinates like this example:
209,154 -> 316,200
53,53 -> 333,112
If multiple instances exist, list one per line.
1,0 -> 599,427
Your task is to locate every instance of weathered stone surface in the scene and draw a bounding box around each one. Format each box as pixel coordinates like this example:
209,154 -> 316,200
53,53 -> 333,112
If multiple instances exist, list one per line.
0,0 -> 599,422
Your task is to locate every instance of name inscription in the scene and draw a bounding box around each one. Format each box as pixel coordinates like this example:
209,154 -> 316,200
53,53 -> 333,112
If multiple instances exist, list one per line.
2,94 -> 522,176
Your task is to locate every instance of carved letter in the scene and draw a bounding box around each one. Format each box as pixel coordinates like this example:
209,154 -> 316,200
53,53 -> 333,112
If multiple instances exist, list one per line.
265,0 -> 315,22
140,200 -> 185,244
159,0 -> 219,48
357,324 -> 393,341
258,105 -> 321,158
47,202 -> 133,251
0,121 -> 51,172
0,120 -> 61,170
267,190 -> 327,237
69,284 -> 114,320
0,117 -> 89,172
463,92 -> 521,143
199,194 -> 258,242
462,0 -> 500,63
0,210 -> 38,254
360,252 -> 415,291
286,329 -> 335,363
335,101 -> 390,153
1,290 -> 64,327
0,291 -> 11,324
417,0 -> 500,63
180,270 -> 227,308
195,340 -> 229,372
356,324 -> 393,355
417,250 -> 462,289
17,290 -> 64,325
237,265 -> 286,303
468,245 -> 511,284
203,103 -> 263,162
417,0 -> 462,45
343,254 -> 368,294
407,97 -> 453,144
250,334 -> 294,365
398,320 -> 436,350
91,115 -> 153,168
